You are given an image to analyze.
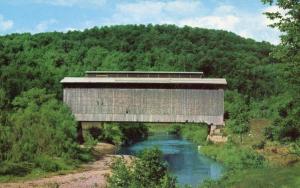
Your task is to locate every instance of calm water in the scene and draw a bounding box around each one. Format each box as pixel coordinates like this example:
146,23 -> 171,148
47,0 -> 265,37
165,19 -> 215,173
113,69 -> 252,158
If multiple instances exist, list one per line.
119,133 -> 224,187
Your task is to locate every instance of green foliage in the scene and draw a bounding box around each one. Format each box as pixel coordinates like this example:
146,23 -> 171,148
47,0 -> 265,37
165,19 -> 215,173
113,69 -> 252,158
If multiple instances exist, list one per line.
108,157 -> 132,188
7,88 -> 78,162
0,25 -> 277,103
262,0 -> 300,68
83,130 -> 98,148
0,161 -> 33,176
289,140 -> 300,156
200,142 -> 265,170
261,0 -> 300,143
201,163 -> 300,188
225,91 -> 250,142
119,123 -> 149,145
86,123 -> 148,146
173,124 -> 208,145
108,147 -> 177,188
252,140 -> 266,150
0,23 -> 297,180
264,95 -> 300,142
34,155 -> 73,172
98,123 -> 123,146
0,88 -> 85,176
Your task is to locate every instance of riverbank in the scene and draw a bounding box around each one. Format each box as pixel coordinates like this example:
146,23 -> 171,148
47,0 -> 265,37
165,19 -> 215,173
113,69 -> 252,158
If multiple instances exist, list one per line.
199,119 -> 300,187
0,143 -> 134,188
147,122 -> 300,187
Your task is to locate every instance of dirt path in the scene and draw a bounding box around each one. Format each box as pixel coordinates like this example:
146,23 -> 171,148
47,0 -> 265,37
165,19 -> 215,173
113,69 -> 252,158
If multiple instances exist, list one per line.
0,143 -> 133,188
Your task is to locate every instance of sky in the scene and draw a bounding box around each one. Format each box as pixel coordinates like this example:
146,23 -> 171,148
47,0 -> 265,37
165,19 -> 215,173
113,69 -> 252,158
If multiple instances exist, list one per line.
0,0 -> 281,44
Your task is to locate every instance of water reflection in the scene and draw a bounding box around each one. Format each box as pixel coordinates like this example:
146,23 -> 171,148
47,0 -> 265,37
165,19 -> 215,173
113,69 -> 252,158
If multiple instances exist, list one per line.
119,133 -> 224,187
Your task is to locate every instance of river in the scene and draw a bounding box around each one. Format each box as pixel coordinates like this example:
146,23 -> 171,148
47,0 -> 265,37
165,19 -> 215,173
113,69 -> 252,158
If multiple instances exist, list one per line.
119,133 -> 224,187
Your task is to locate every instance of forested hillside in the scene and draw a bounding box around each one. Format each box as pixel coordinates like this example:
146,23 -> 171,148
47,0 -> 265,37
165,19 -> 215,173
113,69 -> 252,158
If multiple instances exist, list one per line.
0,25 -> 281,100
0,24 -> 298,180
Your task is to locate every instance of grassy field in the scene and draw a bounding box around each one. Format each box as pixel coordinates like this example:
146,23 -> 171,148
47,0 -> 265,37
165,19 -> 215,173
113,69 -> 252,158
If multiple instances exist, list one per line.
203,163 -> 300,188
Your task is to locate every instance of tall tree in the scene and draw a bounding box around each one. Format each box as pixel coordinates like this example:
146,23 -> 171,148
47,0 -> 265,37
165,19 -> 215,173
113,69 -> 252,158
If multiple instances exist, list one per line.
262,0 -> 300,142
262,0 -> 300,87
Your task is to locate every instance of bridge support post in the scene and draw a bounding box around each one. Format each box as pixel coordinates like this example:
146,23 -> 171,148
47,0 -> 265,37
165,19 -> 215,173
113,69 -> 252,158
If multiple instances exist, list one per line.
77,122 -> 84,144
207,124 -> 227,143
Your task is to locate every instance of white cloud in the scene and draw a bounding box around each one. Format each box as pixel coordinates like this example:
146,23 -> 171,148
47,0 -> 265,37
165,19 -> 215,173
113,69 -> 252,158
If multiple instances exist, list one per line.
262,5 -> 288,26
0,15 -> 13,31
33,0 -> 106,8
163,0 -> 201,15
35,19 -> 58,33
165,3 -> 281,44
179,15 -> 240,30
108,0 -> 202,24
4,0 -> 281,44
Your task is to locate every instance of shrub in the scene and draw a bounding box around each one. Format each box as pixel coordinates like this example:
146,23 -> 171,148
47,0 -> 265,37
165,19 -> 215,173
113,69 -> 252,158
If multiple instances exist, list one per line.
0,161 -> 33,176
177,123 -> 208,145
252,141 -> 266,150
108,158 -> 132,188
99,123 -> 123,145
108,147 -> 177,188
0,88 -> 87,176
34,155 -> 72,172
119,123 -> 148,146
200,143 -> 265,170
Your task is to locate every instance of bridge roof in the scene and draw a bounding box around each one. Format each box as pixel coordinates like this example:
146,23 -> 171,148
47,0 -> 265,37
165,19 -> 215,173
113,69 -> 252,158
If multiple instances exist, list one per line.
85,71 -> 204,75
60,77 -> 227,85
85,71 -> 204,78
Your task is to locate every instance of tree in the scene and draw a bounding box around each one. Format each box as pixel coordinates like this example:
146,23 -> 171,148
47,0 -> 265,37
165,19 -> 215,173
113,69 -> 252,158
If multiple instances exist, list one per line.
7,88 -> 79,163
262,0 -> 300,86
262,0 -> 300,142
108,147 -> 177,188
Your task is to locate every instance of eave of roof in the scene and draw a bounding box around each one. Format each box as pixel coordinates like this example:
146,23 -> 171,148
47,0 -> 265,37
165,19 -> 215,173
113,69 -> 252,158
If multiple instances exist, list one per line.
85,71 -> 204,75
60,77 -> 227,85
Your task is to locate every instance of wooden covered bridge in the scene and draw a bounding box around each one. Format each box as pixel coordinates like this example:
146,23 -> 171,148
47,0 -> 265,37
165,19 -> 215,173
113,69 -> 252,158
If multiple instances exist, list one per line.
61,71 -> 227,128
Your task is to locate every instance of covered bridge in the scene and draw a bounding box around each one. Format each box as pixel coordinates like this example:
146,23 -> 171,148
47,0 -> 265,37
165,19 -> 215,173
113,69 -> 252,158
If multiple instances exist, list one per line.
61,71 -> 227,125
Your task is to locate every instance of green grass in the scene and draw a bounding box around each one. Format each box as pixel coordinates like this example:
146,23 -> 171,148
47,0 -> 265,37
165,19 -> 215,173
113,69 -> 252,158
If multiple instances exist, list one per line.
178,124 -> 208,145
199,119 -> 300,188
202,163 -> 300,188
0,167 -> 79,183
146,123 -> 176,134
147,123 -> 209,146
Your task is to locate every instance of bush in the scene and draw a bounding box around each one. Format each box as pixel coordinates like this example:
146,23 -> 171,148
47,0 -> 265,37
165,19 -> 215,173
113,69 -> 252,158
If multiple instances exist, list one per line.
34,155 -> 73,172
119,123 -> 148,146
175,123 -> 208,145
98,123 -> 123,145
264,96 -> 300,142
108,147 -> 177,188
0,161 -> 33,176
0,88 -> 86,176
200,143 -> 265,170
108,158 -> 132,188
252,141 -> 266,150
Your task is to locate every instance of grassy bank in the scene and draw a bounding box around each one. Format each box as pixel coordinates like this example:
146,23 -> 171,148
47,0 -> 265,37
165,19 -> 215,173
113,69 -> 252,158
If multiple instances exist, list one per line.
202,163 -> 300,188
198,119 -> 300,188
150,120 -> 300,187
147,123 -> 208,145
0,123 -> 148,183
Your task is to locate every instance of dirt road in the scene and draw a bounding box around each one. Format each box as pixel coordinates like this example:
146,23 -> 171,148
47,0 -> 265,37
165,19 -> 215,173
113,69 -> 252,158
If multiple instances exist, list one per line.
0,143 -> 132,188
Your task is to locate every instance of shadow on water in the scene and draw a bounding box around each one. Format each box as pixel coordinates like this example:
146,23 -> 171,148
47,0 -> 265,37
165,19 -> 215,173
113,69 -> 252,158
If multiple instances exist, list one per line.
118,133 -> 224,187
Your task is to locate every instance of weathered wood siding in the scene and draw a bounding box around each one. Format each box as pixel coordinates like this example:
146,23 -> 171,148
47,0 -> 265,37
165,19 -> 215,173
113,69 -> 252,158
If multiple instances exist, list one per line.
63,88 -> 224,124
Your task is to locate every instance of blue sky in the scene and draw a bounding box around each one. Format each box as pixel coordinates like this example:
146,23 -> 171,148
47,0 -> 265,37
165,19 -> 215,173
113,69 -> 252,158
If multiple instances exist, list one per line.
0,0 -> 281,44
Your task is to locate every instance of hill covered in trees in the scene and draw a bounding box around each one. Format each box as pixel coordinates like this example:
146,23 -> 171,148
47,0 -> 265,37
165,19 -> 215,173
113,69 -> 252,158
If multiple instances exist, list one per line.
0,24 -> 280,100
0,24 -> 298,180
